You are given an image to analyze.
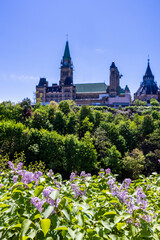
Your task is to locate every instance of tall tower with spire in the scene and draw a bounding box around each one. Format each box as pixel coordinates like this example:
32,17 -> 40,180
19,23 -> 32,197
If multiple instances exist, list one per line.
109,62 -> 120,97
134,59 -> 160,102
59,41 -> 73,87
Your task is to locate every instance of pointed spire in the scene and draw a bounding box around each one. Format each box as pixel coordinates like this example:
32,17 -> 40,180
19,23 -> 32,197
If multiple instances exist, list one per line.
125,85 -> 130,92
144,58 -> 154,80
110,62 -> 116,69
63,41 -> 71,60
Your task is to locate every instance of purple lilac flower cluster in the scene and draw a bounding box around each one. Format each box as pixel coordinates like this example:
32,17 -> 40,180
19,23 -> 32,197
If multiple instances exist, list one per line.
70,171 -> 91,182
71,184 -> 86,199
98,168 -> 111,177
48,169 -> 54,177
43,186 -> 60,208
108,176 -> 149,212
0,184 -> 4,188
43,186 -> 55,206
16,170 -> 43,185
80,171 -> 91,178
31,187 -> 60,213
8,161 -> 23,171
8,161 -> 43,186
31,197 -> 45,213
107,176 -> 151,223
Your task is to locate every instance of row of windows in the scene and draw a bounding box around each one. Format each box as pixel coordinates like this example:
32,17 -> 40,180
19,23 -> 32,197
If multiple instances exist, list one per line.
46,94 -> 71,101
76,95 -> 99,99
47,95 -> 62,98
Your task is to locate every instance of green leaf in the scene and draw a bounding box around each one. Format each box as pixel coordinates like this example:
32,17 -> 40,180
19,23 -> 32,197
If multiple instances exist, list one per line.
34,185 -> 44,197
77,213 -> 84,227
0,204 -> 10,208
41,219 -> 51,237
49,189 -> 59,200
55,226 -> 68,231
74,232 -> 84,240
108,234 -> 117,240
22,237 -> 30,240
103,211 -> 117,217
131,225 -> 138,237
116,222 -> 126,231
101,220 -> 112,231
43,206 -> 55,219
68,228 -> 75,239
33,214 -> 41,220
62,208 -> 71,221
10,224 -> 21,229
114,215 -> 123,224
21,219 -> 32,237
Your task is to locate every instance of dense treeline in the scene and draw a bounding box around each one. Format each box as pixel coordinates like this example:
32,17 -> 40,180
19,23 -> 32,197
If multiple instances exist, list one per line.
0,98 -> 160,179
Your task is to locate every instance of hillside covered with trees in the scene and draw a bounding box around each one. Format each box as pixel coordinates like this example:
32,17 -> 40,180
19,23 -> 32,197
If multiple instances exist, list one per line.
0,98 -> 160,180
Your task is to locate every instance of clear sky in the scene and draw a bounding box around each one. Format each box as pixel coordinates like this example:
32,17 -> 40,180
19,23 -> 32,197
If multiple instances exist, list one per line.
0,0 -> 160,102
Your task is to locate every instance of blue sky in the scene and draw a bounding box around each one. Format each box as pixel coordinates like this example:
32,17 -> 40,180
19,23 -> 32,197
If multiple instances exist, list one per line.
0,0 -> 160,102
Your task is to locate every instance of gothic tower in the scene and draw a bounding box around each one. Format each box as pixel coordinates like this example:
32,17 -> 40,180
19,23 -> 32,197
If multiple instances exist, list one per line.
59,41 -> 73,87
109,62 -> 120,97
134,59 -> 160,102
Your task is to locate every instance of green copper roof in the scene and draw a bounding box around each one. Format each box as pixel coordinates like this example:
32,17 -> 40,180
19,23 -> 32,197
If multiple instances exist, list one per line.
63,41 -> 71,60
75,83 -> 107,93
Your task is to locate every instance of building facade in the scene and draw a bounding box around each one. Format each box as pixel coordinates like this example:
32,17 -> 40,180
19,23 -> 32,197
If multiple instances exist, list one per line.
36,41 -> 131,106
36,41 -> 76,104
134,59 -> 160,102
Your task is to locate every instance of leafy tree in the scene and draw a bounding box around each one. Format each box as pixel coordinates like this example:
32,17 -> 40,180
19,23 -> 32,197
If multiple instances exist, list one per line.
103,112 -> 113,123
20,98 -> 33,121
100,122 -> 119,145
79,116 -> 94,137
114,113 -> 126,125
78,131 -> 97,173
133,99 -> 147,106
49,101 -> 58,110
79,105 -> 94,123
150,98 -> 159,106
142,115 -> 154,136
146,149 -> 160,174
53,110 -> 66,135
38,129 -> 64,173
118,120 -> 138,151
0,120 -> 26,156
48,105 -> 56,125
66,112 -> 77,134
141,129 -> 160,155
94,110 -> 103,128
58,100 -> 70,115
63,134 -> 80,175
104,145 -> 122,175
152,110 -> 160,120
31,108 -> 50,130
122,148 -> 145,179
93,127 -> 111,166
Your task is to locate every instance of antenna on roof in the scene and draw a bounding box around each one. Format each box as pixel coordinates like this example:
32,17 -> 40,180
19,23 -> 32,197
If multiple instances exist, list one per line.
148,54 -> 150,63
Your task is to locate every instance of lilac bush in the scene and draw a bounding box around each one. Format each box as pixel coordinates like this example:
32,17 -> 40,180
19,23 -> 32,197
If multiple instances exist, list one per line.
0,161 -> 160,239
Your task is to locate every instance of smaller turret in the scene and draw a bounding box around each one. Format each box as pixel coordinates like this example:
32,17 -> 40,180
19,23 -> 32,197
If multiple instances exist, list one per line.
125,85 -> 130,93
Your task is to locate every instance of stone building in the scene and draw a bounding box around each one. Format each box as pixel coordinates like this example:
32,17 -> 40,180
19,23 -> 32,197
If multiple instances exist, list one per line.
36,41 -> 131,107
134,59 -> 160,103
36,41 -> 76,104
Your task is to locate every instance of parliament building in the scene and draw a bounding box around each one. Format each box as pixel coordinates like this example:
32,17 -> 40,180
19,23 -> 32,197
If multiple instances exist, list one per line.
36,41 -> 131,107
